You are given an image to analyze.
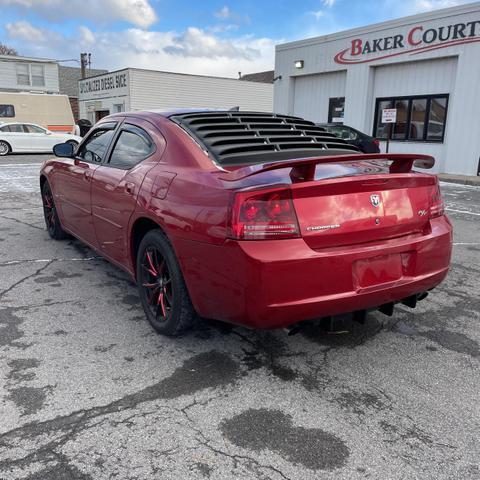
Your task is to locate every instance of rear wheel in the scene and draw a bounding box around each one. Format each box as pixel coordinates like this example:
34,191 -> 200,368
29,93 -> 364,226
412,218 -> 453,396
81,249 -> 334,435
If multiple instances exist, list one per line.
0,140 -> 11,156
41,181 -> 68,240
137,230 -> 196,336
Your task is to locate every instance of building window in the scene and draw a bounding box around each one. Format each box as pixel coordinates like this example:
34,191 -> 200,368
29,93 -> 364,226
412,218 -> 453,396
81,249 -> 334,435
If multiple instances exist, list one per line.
0,104 -> 15,117
373,94 -> 449,142
16,63 -> 46,87
31,64 -> 45,87
16,64 -> 30,85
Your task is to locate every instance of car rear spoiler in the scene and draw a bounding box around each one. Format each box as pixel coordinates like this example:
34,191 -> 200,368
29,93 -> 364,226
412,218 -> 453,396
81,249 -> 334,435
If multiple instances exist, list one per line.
219,153 -> 435,182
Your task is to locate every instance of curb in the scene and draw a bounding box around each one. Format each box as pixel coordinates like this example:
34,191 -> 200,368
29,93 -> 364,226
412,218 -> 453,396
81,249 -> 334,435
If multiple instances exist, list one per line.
438,175 -> 480,187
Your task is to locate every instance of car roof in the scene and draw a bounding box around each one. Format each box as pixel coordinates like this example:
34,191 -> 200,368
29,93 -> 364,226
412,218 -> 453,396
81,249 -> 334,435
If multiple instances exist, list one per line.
317,123 -> 351,127
0,121 -> 42,126
129,108 -> 242,118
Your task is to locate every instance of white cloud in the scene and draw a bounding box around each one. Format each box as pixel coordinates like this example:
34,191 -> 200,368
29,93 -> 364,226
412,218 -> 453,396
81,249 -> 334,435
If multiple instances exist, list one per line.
4,23 -> 276,78
5,20 -> 60,44
213,5 -> 250,24
0,0 -> 157,28
215,6 -> 232,19
310,10 -> 325,19
78,26 -> 95,45
164,27 -> 259,60
323,0 -> 336,6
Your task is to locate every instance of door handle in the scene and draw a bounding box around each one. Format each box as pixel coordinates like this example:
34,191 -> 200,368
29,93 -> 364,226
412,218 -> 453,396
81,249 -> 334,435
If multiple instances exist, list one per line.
125,182 -> 135,195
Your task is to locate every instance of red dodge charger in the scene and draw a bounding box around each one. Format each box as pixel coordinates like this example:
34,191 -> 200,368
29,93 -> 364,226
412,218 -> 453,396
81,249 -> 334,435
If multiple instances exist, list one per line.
40,110 -> 452,336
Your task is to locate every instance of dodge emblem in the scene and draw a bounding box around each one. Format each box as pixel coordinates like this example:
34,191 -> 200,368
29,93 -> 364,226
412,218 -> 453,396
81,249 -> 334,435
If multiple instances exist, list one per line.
370,194 -> 381,207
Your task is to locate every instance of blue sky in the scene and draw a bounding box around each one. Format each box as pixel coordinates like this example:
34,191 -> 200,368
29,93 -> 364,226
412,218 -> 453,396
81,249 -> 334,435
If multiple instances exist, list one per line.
0,0 -> 471,77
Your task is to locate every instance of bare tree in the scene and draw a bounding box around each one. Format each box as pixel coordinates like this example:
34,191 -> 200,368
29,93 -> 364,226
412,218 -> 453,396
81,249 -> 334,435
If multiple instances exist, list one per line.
0,44 -> 19,56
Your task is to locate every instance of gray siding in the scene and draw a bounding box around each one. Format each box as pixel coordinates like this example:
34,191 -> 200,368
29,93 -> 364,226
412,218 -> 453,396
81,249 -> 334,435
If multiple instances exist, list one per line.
292,71 -> 346,123
129,69 -> 273,111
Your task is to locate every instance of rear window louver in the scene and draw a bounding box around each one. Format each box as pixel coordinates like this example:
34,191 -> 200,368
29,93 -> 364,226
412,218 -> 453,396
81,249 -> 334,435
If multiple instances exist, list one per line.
169,111 -> 359,165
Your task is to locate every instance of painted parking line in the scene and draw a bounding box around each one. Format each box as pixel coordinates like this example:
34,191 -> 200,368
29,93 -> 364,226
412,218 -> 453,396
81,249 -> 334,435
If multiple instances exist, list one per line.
445,207 -> 480,217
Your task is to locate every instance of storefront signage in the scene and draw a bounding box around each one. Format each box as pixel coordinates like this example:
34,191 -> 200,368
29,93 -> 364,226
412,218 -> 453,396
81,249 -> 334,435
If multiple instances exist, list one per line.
79,72 -> 128,95
334,20 -> 480,64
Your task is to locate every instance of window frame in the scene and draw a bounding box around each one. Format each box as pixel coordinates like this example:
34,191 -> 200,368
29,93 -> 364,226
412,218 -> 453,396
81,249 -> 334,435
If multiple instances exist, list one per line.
105,123 -> 156,171
76,122 -> 119,164
24,124 -> 47,134
373,94 -> 449,143
16,63 -> 46,87
31,64 -> 45,87
0,104 -> 15,118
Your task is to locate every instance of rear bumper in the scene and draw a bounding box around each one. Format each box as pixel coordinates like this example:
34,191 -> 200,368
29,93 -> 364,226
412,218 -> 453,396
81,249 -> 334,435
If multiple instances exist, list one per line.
174,216 -> 452,329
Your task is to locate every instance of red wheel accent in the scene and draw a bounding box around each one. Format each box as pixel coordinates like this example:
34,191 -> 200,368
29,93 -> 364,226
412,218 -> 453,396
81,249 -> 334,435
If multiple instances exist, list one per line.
140,248 -> 173,322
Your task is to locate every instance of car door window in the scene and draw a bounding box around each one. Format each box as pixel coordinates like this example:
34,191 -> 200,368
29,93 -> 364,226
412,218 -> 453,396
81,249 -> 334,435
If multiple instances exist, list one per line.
108,125 -> 154,170
24,124 -> 46,134
5,124 -> 24,133
77,123 -> 117,163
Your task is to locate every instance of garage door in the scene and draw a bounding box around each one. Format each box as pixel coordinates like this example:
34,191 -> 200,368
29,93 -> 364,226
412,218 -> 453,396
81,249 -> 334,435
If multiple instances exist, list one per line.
373,57 -> 457,97
293,71 -> 346,123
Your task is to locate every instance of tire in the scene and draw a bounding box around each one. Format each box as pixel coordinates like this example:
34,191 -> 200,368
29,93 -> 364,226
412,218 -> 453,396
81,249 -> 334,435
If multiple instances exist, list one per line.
137,229 -> 196,336
0,140 -> 11,156
41,181 -> 69,240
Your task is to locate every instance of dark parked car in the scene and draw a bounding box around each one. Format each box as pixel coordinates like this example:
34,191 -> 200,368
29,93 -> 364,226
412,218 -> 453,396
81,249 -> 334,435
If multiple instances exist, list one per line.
40,110 -> 451,337
318,123 -> 380,153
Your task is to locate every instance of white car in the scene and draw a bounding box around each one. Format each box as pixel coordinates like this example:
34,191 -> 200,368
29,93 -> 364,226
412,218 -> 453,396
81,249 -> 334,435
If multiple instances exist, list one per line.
0,122 -> 82,156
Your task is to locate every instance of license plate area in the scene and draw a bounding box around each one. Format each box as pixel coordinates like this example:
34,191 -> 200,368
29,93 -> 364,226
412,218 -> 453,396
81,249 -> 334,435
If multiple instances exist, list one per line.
353,254 -> 405,290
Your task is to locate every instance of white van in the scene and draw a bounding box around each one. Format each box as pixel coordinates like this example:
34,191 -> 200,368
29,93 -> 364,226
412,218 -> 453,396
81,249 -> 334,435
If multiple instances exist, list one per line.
0,92 -> 75,134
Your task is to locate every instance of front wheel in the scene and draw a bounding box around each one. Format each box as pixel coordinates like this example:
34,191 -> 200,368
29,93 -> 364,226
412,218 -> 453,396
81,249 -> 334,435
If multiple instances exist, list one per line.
41,181 -> 69,239
0,140 -> 11,156
137,230 -> 196,336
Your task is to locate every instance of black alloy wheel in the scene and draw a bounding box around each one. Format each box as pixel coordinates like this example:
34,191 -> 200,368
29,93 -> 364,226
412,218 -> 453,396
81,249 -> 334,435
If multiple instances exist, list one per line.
137,230 -> 196,336
41,181 -> 68,239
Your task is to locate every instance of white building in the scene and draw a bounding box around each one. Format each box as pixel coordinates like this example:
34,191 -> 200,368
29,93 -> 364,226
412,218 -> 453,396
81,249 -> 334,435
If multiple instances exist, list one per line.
274,3 -> 480,176
79,68 -> 273,124
0,54 -> 59,93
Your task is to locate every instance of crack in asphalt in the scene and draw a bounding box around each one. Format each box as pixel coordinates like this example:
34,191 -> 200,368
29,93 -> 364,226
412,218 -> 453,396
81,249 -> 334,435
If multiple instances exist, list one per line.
0,214 -> 44,231
0,261 -> 53,301
0,257 -> 101,267
0,351 -> 241,471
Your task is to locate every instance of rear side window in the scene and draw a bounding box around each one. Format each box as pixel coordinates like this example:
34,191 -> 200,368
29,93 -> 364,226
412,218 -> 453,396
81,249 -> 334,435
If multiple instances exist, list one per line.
108,125 -> 154,169
0,105 -> 15,117
3,124 -> 24,133
77,124 -> 117,163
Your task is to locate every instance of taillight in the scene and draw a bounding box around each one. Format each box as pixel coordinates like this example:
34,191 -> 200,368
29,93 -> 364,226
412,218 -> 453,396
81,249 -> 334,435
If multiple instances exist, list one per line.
429,181 -> 444,218
228,188 -> 300,240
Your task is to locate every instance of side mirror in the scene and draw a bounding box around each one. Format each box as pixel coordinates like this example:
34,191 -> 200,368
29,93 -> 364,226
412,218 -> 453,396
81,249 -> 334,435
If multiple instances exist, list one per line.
45,130 -> 52,135
53,142 -> 74,158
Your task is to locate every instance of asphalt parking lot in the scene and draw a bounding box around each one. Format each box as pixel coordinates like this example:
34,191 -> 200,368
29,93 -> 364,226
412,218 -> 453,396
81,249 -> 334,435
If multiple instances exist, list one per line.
0,154 -> 479,480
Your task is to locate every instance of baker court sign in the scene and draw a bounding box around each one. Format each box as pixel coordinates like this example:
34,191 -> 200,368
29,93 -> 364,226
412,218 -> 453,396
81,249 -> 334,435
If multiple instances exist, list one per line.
334,19 -> 480,64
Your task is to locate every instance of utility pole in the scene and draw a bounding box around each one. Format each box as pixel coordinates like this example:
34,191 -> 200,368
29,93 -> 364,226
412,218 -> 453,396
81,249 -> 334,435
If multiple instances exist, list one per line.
80,53 -> 91,79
